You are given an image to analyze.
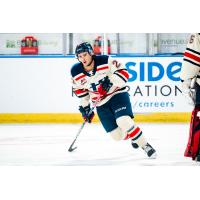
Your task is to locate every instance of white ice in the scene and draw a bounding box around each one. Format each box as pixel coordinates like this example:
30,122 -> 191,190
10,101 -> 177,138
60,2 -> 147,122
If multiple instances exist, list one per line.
0,123 -> 199,166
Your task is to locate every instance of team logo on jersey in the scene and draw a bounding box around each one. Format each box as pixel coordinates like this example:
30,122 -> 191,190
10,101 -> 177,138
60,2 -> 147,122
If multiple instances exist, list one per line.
81,78 -> 87,85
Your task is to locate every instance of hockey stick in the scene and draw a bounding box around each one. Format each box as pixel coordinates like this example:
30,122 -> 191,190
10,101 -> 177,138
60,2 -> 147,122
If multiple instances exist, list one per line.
68,86 -> 130,152
68,98 -> 101,152
68,120 -> 87,152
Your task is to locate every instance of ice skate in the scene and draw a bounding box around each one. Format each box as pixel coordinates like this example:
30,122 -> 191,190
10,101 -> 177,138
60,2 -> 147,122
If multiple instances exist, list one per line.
131,140 -> 157,159
142,143 -> 157,159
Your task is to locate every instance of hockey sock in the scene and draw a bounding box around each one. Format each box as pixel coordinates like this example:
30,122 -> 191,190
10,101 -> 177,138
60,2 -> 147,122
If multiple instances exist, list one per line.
127,126 -> 147,148
116,116 -> 147,147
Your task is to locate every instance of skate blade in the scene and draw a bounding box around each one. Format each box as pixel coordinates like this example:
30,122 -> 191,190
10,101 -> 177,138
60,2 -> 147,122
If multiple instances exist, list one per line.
148,152 -> 157,159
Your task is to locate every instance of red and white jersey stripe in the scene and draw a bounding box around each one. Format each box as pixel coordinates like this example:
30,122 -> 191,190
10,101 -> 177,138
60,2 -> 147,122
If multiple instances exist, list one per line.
74,73 -> 86,81
184,48 -> 200,67
73,88 -> 89,98
180,33 -> 200,81
114,69 -> 129,82
96,65 -> 109,72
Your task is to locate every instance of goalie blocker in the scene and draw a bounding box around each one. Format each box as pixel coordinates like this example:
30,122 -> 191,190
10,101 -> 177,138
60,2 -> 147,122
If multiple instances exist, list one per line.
184,82 -> 200,161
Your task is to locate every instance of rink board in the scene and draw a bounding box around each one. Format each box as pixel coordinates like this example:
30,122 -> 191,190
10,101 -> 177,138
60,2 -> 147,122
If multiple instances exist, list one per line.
0,55 -> 194,123
0,112 -> 191,123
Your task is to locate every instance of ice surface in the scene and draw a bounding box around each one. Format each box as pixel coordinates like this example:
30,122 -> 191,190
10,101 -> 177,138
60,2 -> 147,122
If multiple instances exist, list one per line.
0,123 -> 198,166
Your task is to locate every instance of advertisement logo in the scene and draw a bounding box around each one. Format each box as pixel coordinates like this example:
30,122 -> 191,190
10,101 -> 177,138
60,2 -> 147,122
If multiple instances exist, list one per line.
126,61 -> 182,82
124,59 -> 184,111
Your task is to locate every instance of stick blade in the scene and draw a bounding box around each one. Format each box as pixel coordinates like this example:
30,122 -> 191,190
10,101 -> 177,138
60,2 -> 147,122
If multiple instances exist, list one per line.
68,146 -> 77,152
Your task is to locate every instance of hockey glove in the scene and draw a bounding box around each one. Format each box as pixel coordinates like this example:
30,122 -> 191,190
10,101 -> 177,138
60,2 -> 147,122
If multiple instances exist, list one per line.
98,76 -> 113,96
79,105 -> 94,123
181,79 -> 195,106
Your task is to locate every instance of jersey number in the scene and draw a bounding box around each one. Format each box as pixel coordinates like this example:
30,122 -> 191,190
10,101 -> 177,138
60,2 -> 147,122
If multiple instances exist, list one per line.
189,34 -> 195,44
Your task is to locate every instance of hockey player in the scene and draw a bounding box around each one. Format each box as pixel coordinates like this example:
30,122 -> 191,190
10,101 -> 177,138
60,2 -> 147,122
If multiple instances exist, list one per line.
71,42 -> 157,158
180,33 -> 200,162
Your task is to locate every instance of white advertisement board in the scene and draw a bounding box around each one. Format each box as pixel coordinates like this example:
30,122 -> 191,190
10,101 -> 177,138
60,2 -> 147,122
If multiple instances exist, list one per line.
118,56 -> 192,112
0,33 -> 63,54
158,33 -> 189,53
0,56 -> 193,113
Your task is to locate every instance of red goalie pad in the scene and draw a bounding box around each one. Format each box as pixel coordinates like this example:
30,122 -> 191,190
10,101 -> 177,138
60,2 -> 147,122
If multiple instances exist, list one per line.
184,106 -> 200,160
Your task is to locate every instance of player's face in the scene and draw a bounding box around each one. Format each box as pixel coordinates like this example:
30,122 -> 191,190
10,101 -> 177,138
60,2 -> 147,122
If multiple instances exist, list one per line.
77,52 -> 93,67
